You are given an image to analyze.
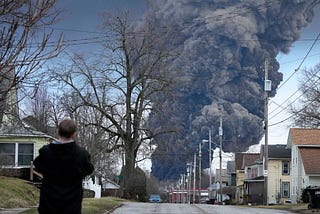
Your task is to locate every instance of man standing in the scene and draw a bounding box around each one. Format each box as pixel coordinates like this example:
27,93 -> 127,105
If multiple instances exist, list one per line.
34,119 -> 94,214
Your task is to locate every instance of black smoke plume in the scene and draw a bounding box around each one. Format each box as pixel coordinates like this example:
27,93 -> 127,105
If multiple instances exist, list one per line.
143,0 -> 320,180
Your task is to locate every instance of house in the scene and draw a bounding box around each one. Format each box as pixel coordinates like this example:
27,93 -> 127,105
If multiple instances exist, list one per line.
215,168 -> 230,186
0,87 -> 53,179
242,144 -> 291,205
261,144 -> 291,204
243,159 -> 264,205
287,128 -> 320,203
0,124 -> 53,179
234,153 -> 260,204
101,178 -> 120,197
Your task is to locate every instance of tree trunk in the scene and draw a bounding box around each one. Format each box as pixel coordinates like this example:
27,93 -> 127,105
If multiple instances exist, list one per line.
119,145 -> 147,201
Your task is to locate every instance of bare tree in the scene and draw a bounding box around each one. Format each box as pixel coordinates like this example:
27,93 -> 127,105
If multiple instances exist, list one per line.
22,86 -> 61,136
62,95 -> 122,178
50,12 -> 175,198
291,63 -> 320,128
0,0 -> 62,124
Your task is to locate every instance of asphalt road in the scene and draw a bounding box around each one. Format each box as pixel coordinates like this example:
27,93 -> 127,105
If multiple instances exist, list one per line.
111,202 -> 295,214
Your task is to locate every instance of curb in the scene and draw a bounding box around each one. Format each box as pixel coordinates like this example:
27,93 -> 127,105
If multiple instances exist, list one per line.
104,203 -> 124,214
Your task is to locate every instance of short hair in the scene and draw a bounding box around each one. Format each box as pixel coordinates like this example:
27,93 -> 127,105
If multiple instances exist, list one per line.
58,119 -> 77,138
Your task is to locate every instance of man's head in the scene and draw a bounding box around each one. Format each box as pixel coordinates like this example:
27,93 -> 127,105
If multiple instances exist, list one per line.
58,119 -> 77,139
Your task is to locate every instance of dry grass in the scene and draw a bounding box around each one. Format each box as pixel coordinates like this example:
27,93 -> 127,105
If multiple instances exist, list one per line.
0,176 -> 39,208
0,176 -> 125,213
20,197 -> 125,214
253,203 -> 316,213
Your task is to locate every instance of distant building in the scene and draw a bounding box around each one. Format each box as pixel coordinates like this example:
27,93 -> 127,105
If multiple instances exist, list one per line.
243,159 -> 263,205
234,153 -> 260,204
227,161 -> 236,186
102,178 -> 120,197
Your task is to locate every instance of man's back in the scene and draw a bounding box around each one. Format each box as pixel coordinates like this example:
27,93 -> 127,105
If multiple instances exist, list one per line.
34,141 -> 94,214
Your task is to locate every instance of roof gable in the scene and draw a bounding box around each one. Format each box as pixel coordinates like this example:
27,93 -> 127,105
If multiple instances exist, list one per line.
289,128 -> 320,146
235,153 -> 259,170
299,147 -> 320,174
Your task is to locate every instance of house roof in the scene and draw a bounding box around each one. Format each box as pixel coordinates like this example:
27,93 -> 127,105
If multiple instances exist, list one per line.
234,153 -> 260,170
299,147 -> 320,174
0,123 -> 53,139
102,179 -> 120,189
261,144 -> 291,159
288,128 -> 320,147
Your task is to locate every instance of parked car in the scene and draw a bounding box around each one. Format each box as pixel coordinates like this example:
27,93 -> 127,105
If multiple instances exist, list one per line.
200,196 -> 210,204
216,194 -> 230,204
149,194 -> 162,203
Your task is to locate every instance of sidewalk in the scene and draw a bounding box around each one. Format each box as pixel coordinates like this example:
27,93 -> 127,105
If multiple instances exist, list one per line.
0,208 -> 29,214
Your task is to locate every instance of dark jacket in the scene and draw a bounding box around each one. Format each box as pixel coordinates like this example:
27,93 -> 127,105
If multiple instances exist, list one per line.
33,141 -> 94,214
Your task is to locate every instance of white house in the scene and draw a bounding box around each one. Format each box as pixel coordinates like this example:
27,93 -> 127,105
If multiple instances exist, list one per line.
287,128 -> 320,203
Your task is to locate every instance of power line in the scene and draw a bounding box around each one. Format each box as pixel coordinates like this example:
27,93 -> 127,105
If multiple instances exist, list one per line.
267,30 -> 320,120
5,0 -> 319,55
269,73 -> 320,121
276,32 -> 320,91
269,63 -> 320,118
269,71 -> 320,127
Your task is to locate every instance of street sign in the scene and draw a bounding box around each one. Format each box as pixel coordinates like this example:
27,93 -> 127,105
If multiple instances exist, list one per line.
264,170 -> 268,177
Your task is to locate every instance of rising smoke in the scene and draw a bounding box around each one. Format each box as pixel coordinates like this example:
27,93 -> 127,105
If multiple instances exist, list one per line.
143,0 -> 320,180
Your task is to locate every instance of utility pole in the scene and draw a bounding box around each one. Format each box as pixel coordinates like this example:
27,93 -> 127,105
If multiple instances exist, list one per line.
193,153 -> 196,203
219,117 -> 223,204
182,174 -> 186,203
199,141 -> 202,193
187,163 -> 191,204
202,128 -> 212,201
209,129 -> 212,187
263,58 -> 271,206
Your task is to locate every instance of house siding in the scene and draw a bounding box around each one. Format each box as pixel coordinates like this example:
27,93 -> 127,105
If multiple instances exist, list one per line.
309,176 -> 320,186
291,144 -> 299,203
236,170 -> 245,204
268,159 -> 291,204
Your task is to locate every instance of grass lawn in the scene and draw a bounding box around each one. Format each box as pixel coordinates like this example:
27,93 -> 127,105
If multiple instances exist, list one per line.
0,176 -> 124,214
252,203 -> 313,213
0,176 -> 39,208
20,197 -> 124,214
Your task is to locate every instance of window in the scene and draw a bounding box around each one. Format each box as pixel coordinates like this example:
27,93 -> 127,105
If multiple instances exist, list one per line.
0,143 -> 34,167
18,143 -> 34,166
282,161 -> 290,175
0,143 -> 15,165
282,182 -> 290,198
